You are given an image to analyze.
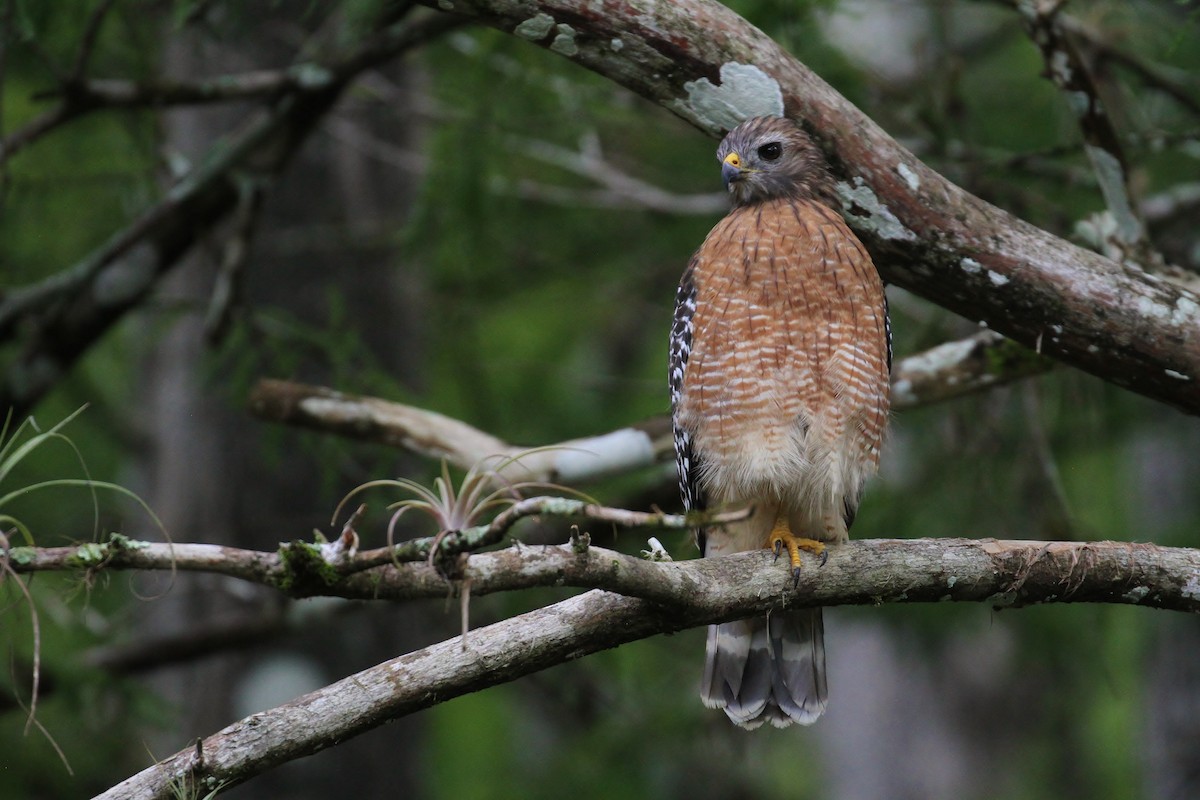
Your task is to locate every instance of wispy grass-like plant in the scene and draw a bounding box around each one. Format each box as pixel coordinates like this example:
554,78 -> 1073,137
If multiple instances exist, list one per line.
333,449 -> 596,563
0,405 -> 166,771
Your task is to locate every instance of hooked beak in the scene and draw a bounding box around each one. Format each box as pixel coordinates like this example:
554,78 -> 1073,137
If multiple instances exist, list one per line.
721,151 -> 744,190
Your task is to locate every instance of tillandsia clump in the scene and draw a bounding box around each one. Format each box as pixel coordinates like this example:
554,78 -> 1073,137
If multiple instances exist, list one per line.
331,449 -> 596,569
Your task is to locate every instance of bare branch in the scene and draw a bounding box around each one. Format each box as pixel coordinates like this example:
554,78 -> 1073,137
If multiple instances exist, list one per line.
249,331 -> 1052,484
415,0 -> 1200,414
248,377 -> 673,485
1013,0 -> 1162,269
1059,14 -> 1200,119
80,534 -> 1200,798
67,0 -> 118,80
508,134 -> 727,214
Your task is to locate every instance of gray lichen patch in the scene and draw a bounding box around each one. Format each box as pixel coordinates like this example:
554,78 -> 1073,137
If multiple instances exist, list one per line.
669,62 -> 785,133
896,162 -> 920,192
835,177 -> 918,242
550,24 -> 579,57
514,13 -> 555,41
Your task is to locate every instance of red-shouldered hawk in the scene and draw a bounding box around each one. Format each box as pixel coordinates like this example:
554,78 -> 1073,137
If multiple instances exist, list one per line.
670,116 -> 891,728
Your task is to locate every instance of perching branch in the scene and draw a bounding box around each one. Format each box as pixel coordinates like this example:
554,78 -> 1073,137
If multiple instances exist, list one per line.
249,330 -> 1051,484
416,0 -> 1200,414
57,530 -> 1200,799
14,529 -> 1198,609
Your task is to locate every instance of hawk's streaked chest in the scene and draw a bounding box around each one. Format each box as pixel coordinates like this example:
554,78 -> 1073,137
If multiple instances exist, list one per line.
675,197 -> 890,502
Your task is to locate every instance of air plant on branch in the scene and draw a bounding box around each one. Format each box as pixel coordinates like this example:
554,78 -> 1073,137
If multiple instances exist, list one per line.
331,450 -> 595,647
332,449 -> 597,567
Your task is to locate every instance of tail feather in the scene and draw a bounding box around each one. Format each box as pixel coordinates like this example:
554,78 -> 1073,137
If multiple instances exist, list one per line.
701,609 -> 827,729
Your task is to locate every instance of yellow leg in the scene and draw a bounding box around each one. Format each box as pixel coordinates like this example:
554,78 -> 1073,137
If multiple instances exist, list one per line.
767,514 -> 827,585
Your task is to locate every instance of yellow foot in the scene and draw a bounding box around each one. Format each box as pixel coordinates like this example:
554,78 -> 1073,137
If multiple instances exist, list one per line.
767,519 -> 827,586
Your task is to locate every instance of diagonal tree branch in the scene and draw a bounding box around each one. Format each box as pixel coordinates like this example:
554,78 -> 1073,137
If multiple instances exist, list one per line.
69,531 -> 1200,799
415,0 -> 1200,415
247,330 -> 1051,485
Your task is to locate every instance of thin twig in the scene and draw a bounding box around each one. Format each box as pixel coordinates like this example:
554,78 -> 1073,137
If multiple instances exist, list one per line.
250,331 -> 1053,486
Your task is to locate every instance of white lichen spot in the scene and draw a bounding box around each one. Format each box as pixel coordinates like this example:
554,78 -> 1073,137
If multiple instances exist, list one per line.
1134,294 -> 1170,323
668,62 -> 785,132
1172,295 -> 1200,326
550,23 -> 578,56
947,576 -> 957,588
1087,345 -> 1100,354
891,378 -> 915,407
1051,51 -> 1074,87
961,257 -> 982,275
835,177 -> 918,242
1064,89 -> 1090,118
896,162 -> 920,191
1050,324 -> 1063,334
1165,369 -> 1191,381
610,38 -> 624,51
1183,573 -> 1200,601
1123,586 -> 1149,603
987,270 -> 1010,287
513,13 -> 555,41
437,0 -> 454,10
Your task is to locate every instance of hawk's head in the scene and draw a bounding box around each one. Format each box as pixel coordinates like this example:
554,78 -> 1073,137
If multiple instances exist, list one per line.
716,116 -> 830,208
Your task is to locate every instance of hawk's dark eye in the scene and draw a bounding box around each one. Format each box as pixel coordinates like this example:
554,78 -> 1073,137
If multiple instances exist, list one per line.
757,142 -> 782,161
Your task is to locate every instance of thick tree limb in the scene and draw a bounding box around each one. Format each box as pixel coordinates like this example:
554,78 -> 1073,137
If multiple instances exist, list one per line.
248,330 -> 1050,483
10,527 -> 1199,612
417,0 -> 1200,414
74,533 -> 1200,798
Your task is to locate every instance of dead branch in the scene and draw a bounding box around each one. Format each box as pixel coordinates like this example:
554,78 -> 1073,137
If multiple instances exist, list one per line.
248,330 -> 1051,484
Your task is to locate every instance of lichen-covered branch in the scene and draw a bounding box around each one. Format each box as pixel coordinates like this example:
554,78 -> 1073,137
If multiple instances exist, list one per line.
11,527 -> 1199,612
416,0 -> 1200,414
250,331 -> 1051,484
6,501 -> 747,594
83,534 -> 1200,799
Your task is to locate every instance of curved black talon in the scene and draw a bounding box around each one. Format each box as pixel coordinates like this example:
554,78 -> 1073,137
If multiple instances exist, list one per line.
772,539 -> 783,561
818,549 -> 829,567
791,566 -> 801,588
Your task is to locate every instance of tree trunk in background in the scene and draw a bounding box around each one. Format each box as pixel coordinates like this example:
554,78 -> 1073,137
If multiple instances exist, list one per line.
135,8 -> 432,797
